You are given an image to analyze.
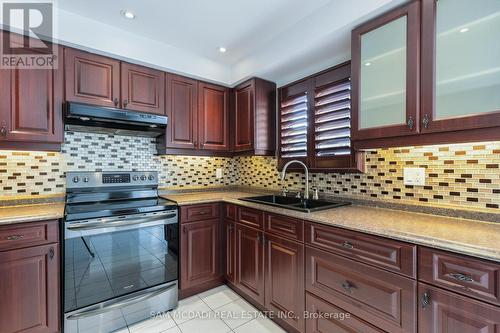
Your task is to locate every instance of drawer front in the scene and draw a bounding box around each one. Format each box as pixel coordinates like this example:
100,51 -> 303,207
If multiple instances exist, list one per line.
0,220 -> 59,251
419,247 -> 500,305
305,292 -> 385,333
181,203 -> 219,223
306,222 -> 416,277
306,246 -> 416,333
225,204 -> 236,221
264,213 -> 303,241
237,207 -> 263,229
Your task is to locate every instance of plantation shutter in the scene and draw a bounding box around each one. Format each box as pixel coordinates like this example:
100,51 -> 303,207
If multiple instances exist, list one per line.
280,92 -> 308,158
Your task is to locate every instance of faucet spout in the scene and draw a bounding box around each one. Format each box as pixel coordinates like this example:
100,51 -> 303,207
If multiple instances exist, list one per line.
280,160 -> 309,199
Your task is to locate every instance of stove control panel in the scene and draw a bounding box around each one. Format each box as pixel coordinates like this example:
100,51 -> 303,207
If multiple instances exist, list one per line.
66,171 -> 158,189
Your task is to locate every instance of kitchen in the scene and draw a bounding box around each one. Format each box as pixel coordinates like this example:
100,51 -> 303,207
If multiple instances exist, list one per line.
0,0 -> 499,332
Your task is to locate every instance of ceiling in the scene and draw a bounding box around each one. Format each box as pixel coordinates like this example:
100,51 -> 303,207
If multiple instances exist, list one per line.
23,0 -> 406,85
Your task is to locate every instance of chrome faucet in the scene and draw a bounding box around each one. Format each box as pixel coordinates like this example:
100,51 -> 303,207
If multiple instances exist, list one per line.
281,160 -> 309,199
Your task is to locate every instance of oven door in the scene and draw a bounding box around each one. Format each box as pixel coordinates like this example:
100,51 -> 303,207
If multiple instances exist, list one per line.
63,210 -> 178,333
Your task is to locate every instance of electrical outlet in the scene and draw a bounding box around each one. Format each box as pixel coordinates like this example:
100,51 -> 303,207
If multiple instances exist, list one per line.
215,168 -> 223,179
403,167 -> 425,186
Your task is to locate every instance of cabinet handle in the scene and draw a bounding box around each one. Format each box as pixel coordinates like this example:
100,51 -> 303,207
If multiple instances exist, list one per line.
422,114 -> 430,129
0,126 -> 6,137
407,116 -> 414,130
197,210 -> 210,215
113,98 -> 119,107
342,241 -> 354,249
183,226 -> 186,234
6,235 -> 24,241
123,99 -> 129,108
342,281 -> 354,293
421,291 -> 431,309
49,247 -> 55,260
448,272 -> 474,283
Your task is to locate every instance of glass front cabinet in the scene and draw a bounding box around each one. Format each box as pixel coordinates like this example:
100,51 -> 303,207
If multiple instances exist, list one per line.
351,0 -> 500,143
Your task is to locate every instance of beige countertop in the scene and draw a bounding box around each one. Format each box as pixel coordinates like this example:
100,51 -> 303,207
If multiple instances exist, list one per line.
0,202 -> 65,225
164,191 -> 500,263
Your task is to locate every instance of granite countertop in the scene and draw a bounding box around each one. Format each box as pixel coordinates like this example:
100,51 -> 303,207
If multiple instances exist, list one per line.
163,190 -> 500,263
0,202 -> 65,225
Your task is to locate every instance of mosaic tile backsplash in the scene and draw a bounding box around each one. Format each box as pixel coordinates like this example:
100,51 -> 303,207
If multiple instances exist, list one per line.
0,131 -> 498,212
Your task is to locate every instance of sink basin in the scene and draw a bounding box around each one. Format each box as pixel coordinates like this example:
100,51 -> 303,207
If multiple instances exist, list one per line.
239,195 -> 350,213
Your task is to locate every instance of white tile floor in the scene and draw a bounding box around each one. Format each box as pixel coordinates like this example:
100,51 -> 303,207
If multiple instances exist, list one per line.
118,285 -> 287,333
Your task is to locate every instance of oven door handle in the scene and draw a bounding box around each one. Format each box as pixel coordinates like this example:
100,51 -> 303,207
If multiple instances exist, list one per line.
66,282 -> 177,320
67,214 -> 177,231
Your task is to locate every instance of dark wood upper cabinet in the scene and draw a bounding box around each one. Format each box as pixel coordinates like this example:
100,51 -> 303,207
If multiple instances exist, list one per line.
198,82 -> 230,151
278,63 -> 364,172
0,32 -> 63,149
180,219 -> 221,290
166,74 -> 198,149
65,48 -> 120,108
420,0 -> 500,134
418,283 -> 500,333
233,78 -> 276,155
351,1 -> 420,141
235,223 -> 265,304
264,234 -> 305,332
121,62 -> 165,115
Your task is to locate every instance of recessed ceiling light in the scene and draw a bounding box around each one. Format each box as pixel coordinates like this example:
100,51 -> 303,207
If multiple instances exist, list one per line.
459,27 -> 469,33
218,47 -> 227,53
364,62 -> 371,66
121,10 -> 136,19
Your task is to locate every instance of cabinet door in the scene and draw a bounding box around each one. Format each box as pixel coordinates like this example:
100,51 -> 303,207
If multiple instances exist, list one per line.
420,0 -> 500,133
65,48 -> 120,108
0,36 -> 63,144
418,283 -> 500,333
235,223 -> 264,304
234,81 -> 254,152
121,63 -> 165,114
198,82 -> 230,151
166,74 -> 198,149
0,244 -> 59,333
224,220 -> 236,283
264,234 -> 304,332
351,1 -> 420,140
180,219 -> 221,290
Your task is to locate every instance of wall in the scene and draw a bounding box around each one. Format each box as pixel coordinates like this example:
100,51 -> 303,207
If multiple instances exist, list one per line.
0,131 -> 498,213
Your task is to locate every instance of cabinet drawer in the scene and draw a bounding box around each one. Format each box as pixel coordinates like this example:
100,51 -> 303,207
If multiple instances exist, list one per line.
306,222 -> 416,277
181,203 -> 219,223
225,204 -> 236,221
264,213 -> 303,241
419,247 -> 500,306
0,220 -> 59,252
305,292 -> 385,333
306,246 -> 416,333
237,207 -> 263,229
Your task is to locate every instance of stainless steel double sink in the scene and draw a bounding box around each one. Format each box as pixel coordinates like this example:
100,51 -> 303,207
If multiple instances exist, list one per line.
239,195 -> 350,213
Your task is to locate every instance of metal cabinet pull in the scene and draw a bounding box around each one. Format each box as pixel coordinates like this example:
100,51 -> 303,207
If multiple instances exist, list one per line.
448,272 -> 474,283
7,235 -> 24,241
342,241 -> 354,249
407,116 -> 414,130
422,114 -> 430,129
421,292 -> 431,309
113,98 -> 119,107
123,99 -> 129,107
342,281 -> 354,293
49,247 -> 55,260
0,126 -> 6,137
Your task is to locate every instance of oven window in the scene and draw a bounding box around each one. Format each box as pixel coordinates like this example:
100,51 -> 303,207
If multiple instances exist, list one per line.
64,225 -> 178,312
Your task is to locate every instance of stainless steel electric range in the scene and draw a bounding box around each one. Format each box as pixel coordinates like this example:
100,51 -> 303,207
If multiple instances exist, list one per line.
63,171 -> 178,333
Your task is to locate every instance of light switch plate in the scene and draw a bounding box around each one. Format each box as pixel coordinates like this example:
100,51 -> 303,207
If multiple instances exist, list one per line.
403,167 -> 425,186
215,168 -> 223,179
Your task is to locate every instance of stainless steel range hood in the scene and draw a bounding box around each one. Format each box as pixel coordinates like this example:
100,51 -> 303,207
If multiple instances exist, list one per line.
64,102 -> 168,138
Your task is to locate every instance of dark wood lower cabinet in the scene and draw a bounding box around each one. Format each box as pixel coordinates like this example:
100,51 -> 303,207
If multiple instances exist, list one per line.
265,234 -> 304,332
418,283 -> 500,333
224,220 -> 236,284
0,243 -> 59,333
180,219 -> 222,292
235,223 -> 265,304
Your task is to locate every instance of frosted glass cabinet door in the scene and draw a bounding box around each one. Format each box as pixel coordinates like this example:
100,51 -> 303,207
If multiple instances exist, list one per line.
421,0 -> 500,133
351,2 -> 420,140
